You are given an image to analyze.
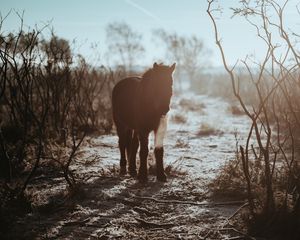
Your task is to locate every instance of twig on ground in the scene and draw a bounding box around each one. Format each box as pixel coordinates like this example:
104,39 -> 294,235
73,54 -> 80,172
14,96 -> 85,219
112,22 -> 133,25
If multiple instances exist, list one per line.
226,237 -> 246,240
133,196 -> 245,207
133,206 -> 159,216
64,218 -> 90,226
218,227 -> 256,240
135,217 -> 174,228
228,202 -> 249,220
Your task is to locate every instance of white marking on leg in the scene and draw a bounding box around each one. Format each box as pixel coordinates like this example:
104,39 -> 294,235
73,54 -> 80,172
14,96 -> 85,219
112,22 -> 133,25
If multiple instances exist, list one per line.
154,116 -> 168,148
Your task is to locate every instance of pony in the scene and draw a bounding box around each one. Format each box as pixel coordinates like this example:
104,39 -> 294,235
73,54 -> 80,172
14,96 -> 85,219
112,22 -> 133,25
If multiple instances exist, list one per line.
112,62 -> 176,182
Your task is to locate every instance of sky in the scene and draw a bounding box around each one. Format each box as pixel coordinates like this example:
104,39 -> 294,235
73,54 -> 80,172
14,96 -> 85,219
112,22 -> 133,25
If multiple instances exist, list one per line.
0,0 -> 299,67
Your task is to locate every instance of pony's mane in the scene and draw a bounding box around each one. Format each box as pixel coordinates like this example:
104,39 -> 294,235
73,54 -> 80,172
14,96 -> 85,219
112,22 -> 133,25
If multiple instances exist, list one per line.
142,63 -> 164,82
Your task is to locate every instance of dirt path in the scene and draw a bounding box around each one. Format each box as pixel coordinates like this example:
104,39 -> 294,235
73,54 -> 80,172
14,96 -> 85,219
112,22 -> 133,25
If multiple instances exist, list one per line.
11,93 -> 251,239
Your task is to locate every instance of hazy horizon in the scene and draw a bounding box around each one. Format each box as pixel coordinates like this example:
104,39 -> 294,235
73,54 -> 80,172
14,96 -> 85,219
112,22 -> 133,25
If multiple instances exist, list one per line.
1,0 -> 299,68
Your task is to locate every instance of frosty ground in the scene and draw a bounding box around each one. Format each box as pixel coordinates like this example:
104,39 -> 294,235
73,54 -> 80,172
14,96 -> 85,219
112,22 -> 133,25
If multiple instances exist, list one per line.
11,93 -> 251,239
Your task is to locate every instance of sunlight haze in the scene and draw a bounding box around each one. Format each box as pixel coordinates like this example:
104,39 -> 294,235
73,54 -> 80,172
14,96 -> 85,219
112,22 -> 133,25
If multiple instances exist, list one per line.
1,0 -> 299,66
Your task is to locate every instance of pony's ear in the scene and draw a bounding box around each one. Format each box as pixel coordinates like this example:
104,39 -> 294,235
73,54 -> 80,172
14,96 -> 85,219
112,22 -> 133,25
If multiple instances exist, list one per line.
153,62 -> 158,68
170,63 -> 176,72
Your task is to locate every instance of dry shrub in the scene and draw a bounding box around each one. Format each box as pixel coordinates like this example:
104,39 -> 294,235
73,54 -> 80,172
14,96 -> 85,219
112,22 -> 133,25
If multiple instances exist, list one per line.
171,113 -> 187,124
0,15 -> 120,190
0,184 -> 32,237
164,163 -> 188,177
209,154 -> 267,201
197,123 -> 223,137
229,105 -> 244,116
148,156 -> 187,178
210,153 -> 300,238
0,14 -> 124,232
179,98 -> 205,111
207,1 -> 300,238
210,155 -> 290,202
175,138 -> 189,148
209,158 -> 247,200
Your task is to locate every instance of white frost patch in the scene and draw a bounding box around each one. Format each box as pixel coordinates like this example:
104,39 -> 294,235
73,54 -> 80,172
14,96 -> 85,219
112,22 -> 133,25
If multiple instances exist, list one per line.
79,92 -> 251,180
154,115 -> 168,148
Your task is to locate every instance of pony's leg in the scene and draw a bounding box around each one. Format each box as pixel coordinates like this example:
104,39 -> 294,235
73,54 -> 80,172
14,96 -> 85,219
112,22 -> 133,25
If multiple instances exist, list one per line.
125,129 -> 133,165
117,127 -> 127,175
128,131 -> 138,177
154,116 -> 168,182
138,131 -> 149,182
154,148 -> 166,182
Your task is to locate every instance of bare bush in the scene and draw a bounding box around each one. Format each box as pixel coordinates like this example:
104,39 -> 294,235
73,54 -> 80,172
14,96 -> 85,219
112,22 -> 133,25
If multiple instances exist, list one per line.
106,22 -> 145,73
197,123 -> 223,137
153,29 -> 210,91
0,14 -> 117,200
208,0 -> 300,237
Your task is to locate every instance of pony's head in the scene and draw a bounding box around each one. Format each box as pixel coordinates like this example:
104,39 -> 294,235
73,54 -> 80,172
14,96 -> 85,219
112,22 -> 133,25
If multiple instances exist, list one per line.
142,62 -> 176,115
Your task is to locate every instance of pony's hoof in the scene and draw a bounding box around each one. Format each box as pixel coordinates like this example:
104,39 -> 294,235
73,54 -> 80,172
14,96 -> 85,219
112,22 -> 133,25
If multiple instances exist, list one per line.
129,169 -> 137,177
157,173 -> 167,182
137,174 -> 148,183
119,167 -> 127,175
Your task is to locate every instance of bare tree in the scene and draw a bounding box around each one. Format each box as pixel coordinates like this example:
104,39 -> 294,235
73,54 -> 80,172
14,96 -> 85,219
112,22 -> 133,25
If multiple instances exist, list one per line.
41,33 -> 72,67
154,29 -> 210,90
106,22 -> 144,72
208,0 -> 300,237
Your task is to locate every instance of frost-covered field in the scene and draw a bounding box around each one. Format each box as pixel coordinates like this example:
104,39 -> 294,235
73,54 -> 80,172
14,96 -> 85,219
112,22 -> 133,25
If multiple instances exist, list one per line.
82,92 -> 250,179
12,93 -> 251,239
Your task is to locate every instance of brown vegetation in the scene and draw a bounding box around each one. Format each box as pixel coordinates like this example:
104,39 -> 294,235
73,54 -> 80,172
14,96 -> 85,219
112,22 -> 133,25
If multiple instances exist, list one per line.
0,13 -> 122,234
208,0 -> 300,238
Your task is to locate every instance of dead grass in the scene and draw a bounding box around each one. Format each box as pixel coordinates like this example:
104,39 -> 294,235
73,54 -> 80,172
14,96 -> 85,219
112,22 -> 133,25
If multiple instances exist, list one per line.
209,152 -> 267,201
175,138 -> 189,148
178,98 -> 205,111
171,113 -> 187,124
164,163 -> 188,177
209,154 -> 300,240
148,162 -> 187,178
229,105 -> 245,116
209,158 -> 247,201
197,123 -> 224,137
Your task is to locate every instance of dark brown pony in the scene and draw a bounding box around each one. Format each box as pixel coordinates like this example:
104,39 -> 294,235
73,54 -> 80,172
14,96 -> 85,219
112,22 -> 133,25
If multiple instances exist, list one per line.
112,62 -> 176,182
